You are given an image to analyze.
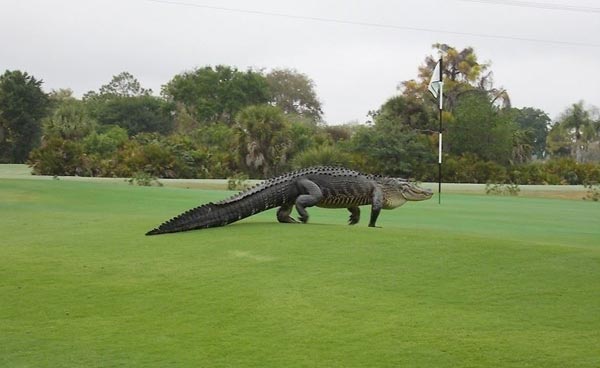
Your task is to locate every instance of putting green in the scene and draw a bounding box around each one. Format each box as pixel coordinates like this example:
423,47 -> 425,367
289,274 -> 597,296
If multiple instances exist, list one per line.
1,173 -> 598,367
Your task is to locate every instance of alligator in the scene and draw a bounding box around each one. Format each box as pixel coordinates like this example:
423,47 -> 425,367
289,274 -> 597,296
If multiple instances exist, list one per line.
146,166 -> 433,235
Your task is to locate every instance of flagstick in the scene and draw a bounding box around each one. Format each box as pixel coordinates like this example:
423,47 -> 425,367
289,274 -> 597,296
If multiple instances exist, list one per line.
438,103 -> 442,204
427,57 -> 443,204
438,59 -> 443,205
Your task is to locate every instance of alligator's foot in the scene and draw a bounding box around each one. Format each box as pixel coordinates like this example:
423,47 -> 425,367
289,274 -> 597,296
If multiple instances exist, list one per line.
279,216 -> 298,224
277,205 -> 298,223
298,214 -> 309,224
348,207 -> 360,225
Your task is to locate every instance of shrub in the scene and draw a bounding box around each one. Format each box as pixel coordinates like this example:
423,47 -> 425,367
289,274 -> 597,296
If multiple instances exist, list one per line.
127,172 -> 163,187
111,133 -> 211,179
28,137 -> 91,176
291,145 -> 353,169
583,182 -> 600,202
227,173 -> 249,191
83,126 -> 128,157
513,159 -> 600,185
443,154 -> 507,183
485,183 -> 520,196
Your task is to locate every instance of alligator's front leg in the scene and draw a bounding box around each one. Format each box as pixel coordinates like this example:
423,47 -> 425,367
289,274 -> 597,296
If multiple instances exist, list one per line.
348,207 -> 360,225
295,179 -> 323,223
369,186 -> 383,227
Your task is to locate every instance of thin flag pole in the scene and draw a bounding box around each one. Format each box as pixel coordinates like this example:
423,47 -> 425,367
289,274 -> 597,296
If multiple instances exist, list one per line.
437,58 -> 443,204
428,57 -> 443,204
438,97 -> 442,204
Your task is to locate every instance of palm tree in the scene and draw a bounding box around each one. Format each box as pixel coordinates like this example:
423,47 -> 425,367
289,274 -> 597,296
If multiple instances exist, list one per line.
235,105 -> 291,178
559,101 -> 594,162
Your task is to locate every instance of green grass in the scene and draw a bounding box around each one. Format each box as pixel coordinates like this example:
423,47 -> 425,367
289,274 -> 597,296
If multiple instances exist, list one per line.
1,175 -> 599,367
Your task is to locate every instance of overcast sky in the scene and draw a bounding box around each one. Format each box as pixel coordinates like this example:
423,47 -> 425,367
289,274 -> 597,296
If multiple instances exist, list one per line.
2,0 -> 599,124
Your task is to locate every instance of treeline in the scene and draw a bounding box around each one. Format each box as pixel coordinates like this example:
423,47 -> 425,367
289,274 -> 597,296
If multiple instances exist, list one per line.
1,44 -> 599,184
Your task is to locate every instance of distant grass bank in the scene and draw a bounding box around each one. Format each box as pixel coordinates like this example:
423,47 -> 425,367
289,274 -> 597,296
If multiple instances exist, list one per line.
1,169 -> 599,367
1,164 -> 589,199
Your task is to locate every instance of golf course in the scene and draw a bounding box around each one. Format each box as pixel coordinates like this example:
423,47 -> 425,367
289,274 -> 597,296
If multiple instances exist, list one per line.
1,165 -> 599,367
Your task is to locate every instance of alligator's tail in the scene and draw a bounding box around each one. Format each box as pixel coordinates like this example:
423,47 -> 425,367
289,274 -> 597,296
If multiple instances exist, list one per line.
146,182 -> 290,235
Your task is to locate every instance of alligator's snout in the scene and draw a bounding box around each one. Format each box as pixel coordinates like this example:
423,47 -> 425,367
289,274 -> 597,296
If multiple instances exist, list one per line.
404,185 -> 434,201
420,188 -> 434,200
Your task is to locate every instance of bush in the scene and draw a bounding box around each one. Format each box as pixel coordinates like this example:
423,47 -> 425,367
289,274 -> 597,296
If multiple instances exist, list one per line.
443,155 -> 600,185
508,163 -> 551,184
443,154 -> 507,183
485,183 -> 520,196
28,137 -> 91,176
106,133 -> 214,179
113,140 -> 167,177
127,171 -> 163,187
583,182 -> 600,202
83,126 -> 128,157
227,173 -> 249,191
512,159 -> 600,185
291,145 -> 353,169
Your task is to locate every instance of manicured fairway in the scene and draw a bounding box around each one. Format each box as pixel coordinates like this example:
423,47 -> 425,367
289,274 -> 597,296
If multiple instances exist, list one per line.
1,176 -> 599,367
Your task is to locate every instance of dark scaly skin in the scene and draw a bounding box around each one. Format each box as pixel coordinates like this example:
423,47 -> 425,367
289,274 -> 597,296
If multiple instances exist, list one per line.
146,166 -> 433,235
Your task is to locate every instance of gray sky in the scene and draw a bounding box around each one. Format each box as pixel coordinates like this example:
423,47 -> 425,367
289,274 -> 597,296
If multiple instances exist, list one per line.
2,0 -> 599,124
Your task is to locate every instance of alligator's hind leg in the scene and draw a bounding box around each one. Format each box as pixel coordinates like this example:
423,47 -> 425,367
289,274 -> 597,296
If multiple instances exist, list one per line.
277,203 -> 298,223
348,206 -> 360,225
295,179 -> 323,223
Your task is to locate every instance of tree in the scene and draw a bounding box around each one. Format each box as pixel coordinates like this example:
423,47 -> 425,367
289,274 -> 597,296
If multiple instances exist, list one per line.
348,95 -> 436,178
94,95 -> 173,136
511,128 -> 535,165
561,101 -> 590,142
235,105 -> 292,178
266,68 -> 323,123
385,43 -> 520,175
97,71 -> 152,98
549,101 -> 600,162
163,65 -> 270,125
171,102 -> 201,135
189,123 -> 240,178
402,44 -> 488,109
512,107 -> 551,159
401,43 -> 511,121
448,90 -> 514,164
48,88 -> 77,102
349,124 -> 433,178
546,123 -> 572,158
83,72 -> 171,136
370,94 -> 436,133
42,97 -> 96,141
0,70 -> 49,163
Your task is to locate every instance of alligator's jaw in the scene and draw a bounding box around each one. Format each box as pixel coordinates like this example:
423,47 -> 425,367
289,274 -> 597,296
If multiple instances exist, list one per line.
403,186 -> 433,201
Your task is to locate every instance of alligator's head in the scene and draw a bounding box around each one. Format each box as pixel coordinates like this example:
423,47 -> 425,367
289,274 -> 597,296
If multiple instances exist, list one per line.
380,178 -> 433,209
399,180 -> 433,201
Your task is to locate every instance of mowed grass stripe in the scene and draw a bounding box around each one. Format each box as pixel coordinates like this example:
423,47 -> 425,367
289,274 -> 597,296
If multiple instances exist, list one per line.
1,178 -> 599,367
